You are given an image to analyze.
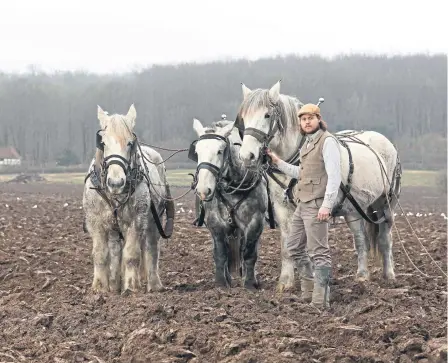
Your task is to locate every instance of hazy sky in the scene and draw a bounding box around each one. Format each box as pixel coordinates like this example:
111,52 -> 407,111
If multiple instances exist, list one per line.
1,0 -> 446,74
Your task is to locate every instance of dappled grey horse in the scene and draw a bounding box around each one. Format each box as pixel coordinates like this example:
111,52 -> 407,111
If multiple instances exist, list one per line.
189,119 -> 269,289
235,80 -> 402,292
83,104 -> 174,294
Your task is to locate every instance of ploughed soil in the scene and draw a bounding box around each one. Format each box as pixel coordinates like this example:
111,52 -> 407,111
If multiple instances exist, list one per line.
0,182 -> 446,363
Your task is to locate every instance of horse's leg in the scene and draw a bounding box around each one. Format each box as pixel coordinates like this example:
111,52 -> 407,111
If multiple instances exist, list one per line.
345,216 -> 370,281
144,228 -> 163,292
377,206 -> 396,280
242,215 -> 264,290
121,226 -> 141,293
108,230 -> 122,293
276,203 -> 298,292
211,229 -> 231,288
90,227 -> 110,292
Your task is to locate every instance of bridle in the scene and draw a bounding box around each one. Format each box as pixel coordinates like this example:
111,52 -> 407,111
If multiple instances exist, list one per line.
234,101 -> 282,165
188,131 -> 268,228
188,133 -> 232,201
95,128 -> 139,188
86,120 -> 175,240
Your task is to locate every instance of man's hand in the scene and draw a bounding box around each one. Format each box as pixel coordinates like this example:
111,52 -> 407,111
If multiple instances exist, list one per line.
317,207 -> 331,221
265,148 -> 281,165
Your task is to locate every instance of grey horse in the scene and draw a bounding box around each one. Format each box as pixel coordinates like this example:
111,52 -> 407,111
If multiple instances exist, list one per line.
190,119 -> 269,289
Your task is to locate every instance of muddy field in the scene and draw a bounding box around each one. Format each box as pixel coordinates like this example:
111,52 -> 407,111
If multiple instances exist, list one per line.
0,182 -> 446,363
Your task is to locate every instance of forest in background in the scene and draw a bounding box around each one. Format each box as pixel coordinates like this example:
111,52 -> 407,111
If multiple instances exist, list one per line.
0,53 -> 446,171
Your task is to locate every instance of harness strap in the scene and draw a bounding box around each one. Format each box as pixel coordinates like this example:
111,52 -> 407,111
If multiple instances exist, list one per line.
330,139 -> 353,217
338,183 -> 386,224
330,135 -> 395,225
84,157 -> 174,240
150,199 -> 173,239
265,132 -> 393,225
244,128 -> 271,143
193,176 -> 272,229
197,162 -> 221,178
193,198 -> 206,227
105,159 -> 128,173
263,173 -> 277,229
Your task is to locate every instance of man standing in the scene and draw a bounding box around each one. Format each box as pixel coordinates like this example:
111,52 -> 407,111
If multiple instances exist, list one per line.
266,103 -> 341,309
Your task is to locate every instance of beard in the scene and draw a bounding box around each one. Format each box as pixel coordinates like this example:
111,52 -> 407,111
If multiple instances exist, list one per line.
305,124 -> 320,134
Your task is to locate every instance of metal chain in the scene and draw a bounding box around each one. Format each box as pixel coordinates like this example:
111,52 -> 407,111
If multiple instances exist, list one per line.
141,149 -> 189,166
149,184 -> 193,201
140,142 -> 189,152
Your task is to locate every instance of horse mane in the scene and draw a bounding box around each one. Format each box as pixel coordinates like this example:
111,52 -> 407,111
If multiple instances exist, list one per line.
203,120 -> 234,134
213,120 -> 233,128
104,115 -> 134,147
237,88 -> 303,138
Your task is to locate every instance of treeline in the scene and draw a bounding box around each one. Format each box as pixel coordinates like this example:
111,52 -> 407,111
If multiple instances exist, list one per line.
0,53 -> 446,170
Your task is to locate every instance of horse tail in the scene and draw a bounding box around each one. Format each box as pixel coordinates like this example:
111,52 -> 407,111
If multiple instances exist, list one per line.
161,162 -> 175,236
388,153 -> 402,212
227,229 -> 243,279
366,151 -> 401,263
365,217 -> 380,261
164,183 -> 175,236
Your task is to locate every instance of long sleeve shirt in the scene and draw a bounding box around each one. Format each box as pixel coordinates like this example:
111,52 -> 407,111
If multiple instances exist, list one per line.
276,136 -> 342,209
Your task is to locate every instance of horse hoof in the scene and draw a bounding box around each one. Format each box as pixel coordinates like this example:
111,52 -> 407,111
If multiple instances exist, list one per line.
122,288 -> 139,297
355,271 -> 370,282
147,281 -> 164,293
276,282 -> 293,293
92,279 -> 109,293
109,280 -> 121,294
123,275 -> 141,292
244,279 -> 259,290
215,279 -> 230,289
383,271 -> 396,281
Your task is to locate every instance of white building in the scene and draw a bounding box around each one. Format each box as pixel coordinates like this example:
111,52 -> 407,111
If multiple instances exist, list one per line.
0,147 -> 21,166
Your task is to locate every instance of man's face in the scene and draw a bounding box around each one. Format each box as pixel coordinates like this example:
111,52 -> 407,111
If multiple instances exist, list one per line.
300,113 -> 320,134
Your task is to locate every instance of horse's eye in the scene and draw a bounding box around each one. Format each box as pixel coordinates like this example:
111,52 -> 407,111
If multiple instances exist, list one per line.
265,113 -> 270,119
217,150 -> 223,155
128,141 -> 133,147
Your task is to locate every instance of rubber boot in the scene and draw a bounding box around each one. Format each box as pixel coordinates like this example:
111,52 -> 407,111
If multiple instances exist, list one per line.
311,266 -> 331,309
298,261 -> 314,303
300,277 -> 314,303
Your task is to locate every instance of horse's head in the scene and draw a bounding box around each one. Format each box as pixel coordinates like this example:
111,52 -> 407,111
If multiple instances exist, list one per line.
190,118 -> 235,201
96,104 -> 137,195
236,80 -> 284,169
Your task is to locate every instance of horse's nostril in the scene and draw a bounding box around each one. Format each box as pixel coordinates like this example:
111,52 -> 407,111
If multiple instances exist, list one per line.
249,152 -> 255,161
206,188 -> 212,196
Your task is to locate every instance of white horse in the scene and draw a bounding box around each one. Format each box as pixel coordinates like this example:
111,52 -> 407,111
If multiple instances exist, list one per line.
235,81 -> 402,292
83,104 -> 174,294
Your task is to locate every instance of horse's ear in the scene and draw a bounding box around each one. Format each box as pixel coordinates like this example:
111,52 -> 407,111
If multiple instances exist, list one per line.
193,118 -> 205,137
241,83 -> 252,100
126,104 -> 137,128
269,80 -> 281,103
97,105 -> 108,129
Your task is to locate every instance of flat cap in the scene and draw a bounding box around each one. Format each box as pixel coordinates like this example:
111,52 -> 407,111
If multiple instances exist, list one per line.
298,103 -> 321,118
